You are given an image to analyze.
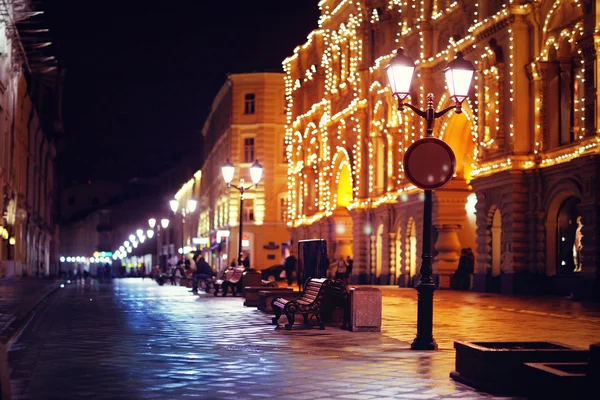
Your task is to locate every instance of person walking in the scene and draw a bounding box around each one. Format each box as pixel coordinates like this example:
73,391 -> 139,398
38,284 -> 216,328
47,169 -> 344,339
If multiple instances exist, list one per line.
284,251 -> 297,286
335,256 -> 347,281
453,249 -> 469,290
191,257 -> 216,294
242,255 -> 250,270
345,256 -> 353,284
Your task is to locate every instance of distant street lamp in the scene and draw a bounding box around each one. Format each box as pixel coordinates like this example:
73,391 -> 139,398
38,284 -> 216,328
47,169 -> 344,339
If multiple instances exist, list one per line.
386,48 -> 474,350
169,199 -> 197,256
148,217 -> 169,270
221,159 -> 263,265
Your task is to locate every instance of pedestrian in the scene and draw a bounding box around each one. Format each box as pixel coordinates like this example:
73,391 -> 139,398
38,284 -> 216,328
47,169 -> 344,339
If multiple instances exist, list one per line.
335,256 -> 347,281
284,251 -> 297,286
191,256 -> 216,294
453,249 -> 469,290
242,254 -> 250,270
345,256 -> 353,284
328,257 -> 337,280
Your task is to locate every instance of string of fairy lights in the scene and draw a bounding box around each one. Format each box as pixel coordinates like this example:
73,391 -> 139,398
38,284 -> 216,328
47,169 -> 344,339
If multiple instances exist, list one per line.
283,0 -> 598,228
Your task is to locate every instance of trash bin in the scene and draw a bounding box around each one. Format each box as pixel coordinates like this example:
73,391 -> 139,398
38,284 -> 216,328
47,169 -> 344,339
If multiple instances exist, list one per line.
349,287 -> 382,332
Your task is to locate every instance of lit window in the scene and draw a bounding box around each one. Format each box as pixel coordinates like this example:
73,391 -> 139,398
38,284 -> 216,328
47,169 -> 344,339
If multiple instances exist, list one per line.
244,93 -> 255,114
244,138 -> 255,163
243,199 -> 254,222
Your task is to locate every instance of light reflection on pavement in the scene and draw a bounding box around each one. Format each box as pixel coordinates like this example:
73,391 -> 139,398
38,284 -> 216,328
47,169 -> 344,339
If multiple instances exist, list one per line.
8,278 -> 598,399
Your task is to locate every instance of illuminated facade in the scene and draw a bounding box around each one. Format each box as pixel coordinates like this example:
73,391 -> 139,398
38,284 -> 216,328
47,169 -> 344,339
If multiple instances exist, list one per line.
285,0 -> 600,296
197,73 -> 288,272
0,1 -> 61,278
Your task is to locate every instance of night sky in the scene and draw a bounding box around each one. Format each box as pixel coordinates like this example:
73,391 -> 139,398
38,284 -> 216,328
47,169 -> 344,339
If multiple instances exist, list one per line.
46,1 -> 320,186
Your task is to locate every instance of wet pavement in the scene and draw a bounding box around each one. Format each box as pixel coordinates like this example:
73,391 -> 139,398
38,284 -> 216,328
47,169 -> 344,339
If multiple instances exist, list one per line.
7,278 -> 600,399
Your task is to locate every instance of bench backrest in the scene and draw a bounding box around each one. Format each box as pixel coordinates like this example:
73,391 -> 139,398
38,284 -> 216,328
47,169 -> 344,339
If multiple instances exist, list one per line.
228,267 -> 245,283
297,277 -> 327,305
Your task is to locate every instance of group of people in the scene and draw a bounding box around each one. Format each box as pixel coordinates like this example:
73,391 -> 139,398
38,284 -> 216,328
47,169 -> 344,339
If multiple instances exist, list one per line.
452,247 -> 475,290
330,256 -> 353,284
283,252 -> 353,285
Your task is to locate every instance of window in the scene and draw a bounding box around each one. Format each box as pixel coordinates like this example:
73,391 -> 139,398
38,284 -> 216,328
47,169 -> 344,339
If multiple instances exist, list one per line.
243,199 -> 254,222
244,138 -> 255,163
244,93 -> 255,114
68,196 -> 75,206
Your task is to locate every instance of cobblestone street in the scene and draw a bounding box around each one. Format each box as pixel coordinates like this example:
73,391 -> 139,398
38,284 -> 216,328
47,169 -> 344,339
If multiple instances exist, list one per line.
7,279 -> 600,399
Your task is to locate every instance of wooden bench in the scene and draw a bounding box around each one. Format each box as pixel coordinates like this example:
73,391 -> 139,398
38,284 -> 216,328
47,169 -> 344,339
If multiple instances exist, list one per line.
258,289 -> 296,313
271,277 -> 329,330
320,279 -> 350,330
213,267 -> 245,296
244,286 -> 293,307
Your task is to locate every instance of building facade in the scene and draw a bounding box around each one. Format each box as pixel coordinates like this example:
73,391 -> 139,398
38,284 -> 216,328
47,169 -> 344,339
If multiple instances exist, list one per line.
197,73 -> 289,273
285,0 -> 600,297
0,1 -> 61,278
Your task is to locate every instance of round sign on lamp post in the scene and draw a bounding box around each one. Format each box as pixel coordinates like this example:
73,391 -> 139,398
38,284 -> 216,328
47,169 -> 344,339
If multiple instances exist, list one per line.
403,137 -> 456,190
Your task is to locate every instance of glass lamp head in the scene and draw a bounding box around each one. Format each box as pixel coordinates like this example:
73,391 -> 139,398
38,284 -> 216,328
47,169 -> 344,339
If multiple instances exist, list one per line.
147,229 -> 154,239
160,218 -> 170,229
136,229 -> 143,238
186,199 -> 197,213
169,199 -> 179,213
148,218 -> 156,229
444,51 -> 475,106
386,48 -> 415,102
250,160 -> 263,185
221,159 -> 235,185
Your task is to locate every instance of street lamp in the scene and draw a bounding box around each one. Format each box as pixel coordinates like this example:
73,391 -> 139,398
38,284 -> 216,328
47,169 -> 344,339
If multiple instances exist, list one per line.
169,199 -> 198,256
221,159 -> 263,266
386,48 -> 474,350
148,217 -> 169,270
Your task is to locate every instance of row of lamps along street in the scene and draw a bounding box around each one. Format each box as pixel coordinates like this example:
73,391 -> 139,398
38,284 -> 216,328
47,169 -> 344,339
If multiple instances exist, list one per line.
109,159 -> 264,267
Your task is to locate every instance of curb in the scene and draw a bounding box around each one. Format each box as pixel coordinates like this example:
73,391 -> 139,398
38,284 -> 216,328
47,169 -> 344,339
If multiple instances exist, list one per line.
0,281 -> 62,400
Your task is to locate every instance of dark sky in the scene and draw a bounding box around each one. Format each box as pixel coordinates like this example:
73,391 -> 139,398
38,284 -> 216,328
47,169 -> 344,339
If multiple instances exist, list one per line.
46,1 -> 320,185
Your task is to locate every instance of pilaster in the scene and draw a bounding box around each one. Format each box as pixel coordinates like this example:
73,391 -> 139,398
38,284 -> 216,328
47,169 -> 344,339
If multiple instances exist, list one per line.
388,232 -> 397,284
349,208 -> 369,283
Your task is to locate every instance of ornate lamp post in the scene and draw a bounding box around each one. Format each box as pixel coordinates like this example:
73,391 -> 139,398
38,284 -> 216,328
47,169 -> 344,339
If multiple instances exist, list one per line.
386,48 -> 474,350
221,159 -> 263,266
169,199 -> 197,257
148,217 -> 169,269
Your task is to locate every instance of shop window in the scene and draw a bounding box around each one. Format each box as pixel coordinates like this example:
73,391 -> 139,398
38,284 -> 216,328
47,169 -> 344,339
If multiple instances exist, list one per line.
244,93 -> 255,114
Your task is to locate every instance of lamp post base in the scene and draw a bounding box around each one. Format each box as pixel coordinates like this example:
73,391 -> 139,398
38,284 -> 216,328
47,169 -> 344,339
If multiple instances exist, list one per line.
410,279 -> 438,351
411,336 -> 438,351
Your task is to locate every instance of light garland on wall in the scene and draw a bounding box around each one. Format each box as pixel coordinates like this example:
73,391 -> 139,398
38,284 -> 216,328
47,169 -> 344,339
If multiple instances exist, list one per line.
284,0 -> 597,228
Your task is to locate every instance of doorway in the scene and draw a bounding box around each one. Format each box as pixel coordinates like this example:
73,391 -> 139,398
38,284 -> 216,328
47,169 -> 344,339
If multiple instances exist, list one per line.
556,197 -> 580,274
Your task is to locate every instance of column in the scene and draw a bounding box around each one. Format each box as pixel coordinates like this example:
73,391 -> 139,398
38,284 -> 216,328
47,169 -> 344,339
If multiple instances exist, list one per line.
349,208 -> 369,283
433,180 -> 470,288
